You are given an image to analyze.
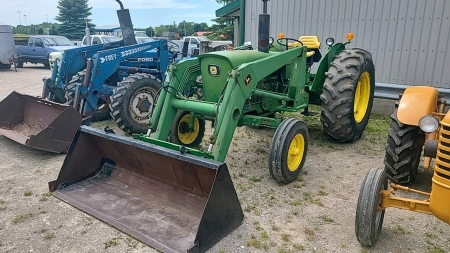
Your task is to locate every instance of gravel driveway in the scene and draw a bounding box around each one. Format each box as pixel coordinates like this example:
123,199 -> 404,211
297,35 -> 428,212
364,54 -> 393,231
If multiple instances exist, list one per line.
0,64 -> 449,253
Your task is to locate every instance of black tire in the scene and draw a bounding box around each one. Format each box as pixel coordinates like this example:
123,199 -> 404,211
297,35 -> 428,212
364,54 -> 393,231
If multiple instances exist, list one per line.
91,101 -> 111,122
17,60 -> 24,68
355,167 -> 388,247
169,110 -> 206,147
268,118 -> 309,184
68,70 -> 112,122
109,73 -> 162,134
320,48 -> 375,142
384,103 -> 423,184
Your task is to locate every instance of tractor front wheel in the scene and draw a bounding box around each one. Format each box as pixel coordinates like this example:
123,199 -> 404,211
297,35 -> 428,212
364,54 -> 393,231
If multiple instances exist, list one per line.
109,73 -> 162,134
169,110 -> 206,147
355,167 -> 388,247
384,103 -> 423,184
320,48 -> 375,142
268,118 -> 309,184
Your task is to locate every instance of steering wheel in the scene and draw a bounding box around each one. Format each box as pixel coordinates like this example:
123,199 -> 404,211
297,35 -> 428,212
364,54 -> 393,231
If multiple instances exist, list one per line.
276,38 -> 303,51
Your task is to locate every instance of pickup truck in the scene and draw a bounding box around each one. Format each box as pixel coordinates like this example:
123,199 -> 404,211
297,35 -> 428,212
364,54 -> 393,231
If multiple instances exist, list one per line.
16,35 -> 76,68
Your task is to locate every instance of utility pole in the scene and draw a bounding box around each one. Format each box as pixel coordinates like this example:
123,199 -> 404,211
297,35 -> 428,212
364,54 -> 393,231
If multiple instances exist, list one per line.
46,14 -> 49,23
17,11 -> 21,25
184,20 -> 186,37
24,14 -> 27,26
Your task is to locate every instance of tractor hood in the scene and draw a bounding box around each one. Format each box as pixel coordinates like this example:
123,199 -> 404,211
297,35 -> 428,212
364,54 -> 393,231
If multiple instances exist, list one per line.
198,50 -> 275,69
198,50 -> 276,102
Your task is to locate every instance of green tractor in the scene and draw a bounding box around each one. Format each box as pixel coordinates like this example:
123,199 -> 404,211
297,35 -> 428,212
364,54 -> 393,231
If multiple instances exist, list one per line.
135,24 -> 375,184
49,1 -> 375,252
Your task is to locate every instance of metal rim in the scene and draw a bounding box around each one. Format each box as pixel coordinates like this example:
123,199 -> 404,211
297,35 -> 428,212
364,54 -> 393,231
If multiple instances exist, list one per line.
354,71 -> 371,123
287,133 -> 305,172
129,87 -> 155,124
178,114 -> 200,145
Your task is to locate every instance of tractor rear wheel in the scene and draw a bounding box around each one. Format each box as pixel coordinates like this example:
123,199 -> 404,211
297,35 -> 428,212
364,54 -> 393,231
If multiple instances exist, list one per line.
355,167 -> 388,247
268,118 -> 309,184
109,73 -> 162,134
384,103 -> 423,184
169,110 -> 206,148
320,49 -> 375,142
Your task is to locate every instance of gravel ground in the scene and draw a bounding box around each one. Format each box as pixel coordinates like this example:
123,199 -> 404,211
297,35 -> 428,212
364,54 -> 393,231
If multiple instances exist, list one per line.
0,64 -> 449,253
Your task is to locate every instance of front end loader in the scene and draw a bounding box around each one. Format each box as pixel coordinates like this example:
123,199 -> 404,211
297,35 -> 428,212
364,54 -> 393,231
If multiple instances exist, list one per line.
50,0 -> 375,252
0,0 -> 175,153
355,86 -> 450,247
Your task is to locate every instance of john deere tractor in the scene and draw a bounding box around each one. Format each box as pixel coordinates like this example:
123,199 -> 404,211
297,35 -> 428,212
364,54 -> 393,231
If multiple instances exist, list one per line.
355,86 -> 450,247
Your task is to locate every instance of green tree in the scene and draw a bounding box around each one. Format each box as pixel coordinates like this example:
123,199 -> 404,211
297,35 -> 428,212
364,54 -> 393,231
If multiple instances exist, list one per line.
55,0 -> 95,40
145,26 -> 154,37
207,16 -> 234,41
209,0 -> 235,41
38,27 -> 44,34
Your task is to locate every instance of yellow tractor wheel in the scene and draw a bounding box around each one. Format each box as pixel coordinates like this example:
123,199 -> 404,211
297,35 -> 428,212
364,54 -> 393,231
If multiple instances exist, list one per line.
268,118 -> 309,184
320,49 -> 375,142
170,110 -> 205,148
355,167 -> 388,247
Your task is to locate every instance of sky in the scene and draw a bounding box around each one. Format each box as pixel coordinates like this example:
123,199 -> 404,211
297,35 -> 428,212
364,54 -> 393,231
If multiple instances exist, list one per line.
0,0 -> 225,28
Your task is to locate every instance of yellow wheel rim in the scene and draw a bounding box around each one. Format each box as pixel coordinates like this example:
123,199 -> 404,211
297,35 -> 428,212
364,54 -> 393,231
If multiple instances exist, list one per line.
178,114 -> 199,145
354,71 -> 371,123
287,134 -> 305,172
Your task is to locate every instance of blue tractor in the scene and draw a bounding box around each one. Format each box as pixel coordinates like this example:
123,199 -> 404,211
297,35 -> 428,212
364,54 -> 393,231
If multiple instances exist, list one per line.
0,0 -> 180,153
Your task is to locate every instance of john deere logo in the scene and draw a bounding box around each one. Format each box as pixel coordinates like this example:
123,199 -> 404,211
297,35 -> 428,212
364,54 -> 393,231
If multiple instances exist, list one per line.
244,74 -> 252,87
208,64 -> 220,76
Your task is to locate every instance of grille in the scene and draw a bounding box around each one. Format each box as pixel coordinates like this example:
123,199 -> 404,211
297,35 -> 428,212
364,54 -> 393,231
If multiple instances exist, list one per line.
435,123 -> 450,180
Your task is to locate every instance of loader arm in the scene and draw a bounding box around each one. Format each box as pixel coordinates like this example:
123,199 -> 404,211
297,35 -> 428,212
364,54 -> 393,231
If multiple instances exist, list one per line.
75,40 -> 170,122
44,42 -> 124,103
148,46 -> 306,162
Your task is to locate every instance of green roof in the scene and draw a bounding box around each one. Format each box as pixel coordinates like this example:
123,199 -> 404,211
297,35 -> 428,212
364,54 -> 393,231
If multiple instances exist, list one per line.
215,0 -> 241,17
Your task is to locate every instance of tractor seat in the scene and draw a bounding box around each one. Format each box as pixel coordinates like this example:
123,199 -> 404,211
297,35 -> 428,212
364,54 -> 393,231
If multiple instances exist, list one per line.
299,36 -> 320,49
287,36 -> 320,58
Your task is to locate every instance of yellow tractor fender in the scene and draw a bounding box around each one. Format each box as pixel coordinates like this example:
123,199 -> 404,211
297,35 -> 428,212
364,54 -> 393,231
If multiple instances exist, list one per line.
397,86 -> 439,126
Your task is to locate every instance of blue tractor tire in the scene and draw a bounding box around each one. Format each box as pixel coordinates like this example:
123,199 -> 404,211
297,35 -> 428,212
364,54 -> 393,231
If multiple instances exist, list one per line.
109,73 -> 162,134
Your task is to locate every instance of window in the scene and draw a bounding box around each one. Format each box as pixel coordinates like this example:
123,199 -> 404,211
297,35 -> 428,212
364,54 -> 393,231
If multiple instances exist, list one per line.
28,37 -> 35,47
92,37 -> 102,45
35,38 -> 43,47
190,39 -> 199,45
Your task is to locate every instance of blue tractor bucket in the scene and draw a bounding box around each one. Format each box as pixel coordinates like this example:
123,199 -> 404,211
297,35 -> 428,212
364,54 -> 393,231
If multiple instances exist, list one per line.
49,126 -> 243,253
0,91 -> 82,153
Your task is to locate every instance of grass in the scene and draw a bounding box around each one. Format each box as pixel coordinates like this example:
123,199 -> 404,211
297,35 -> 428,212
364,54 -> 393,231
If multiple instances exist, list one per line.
125,237 -> 139,248
318,214 -> 334,222
12,213 -> 33,224
247,234 -> 261,249
280,233 -> 290,242
393,224 -> 406,235
293,243 -> 305,250
104,236 -> 121,249
304,227 -> 315,241
44,233 -> 55,240
23,191 -> 32,196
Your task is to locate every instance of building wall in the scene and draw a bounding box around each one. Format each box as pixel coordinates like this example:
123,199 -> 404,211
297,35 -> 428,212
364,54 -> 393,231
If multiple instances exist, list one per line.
245,0 -> 450,88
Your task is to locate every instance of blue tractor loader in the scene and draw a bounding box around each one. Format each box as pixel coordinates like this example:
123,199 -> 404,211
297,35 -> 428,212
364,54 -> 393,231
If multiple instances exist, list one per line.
0,0 -> 179,153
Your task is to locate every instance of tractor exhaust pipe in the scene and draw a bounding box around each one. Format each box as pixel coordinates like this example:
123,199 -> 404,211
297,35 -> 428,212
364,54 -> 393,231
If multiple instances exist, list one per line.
115,0 -> 137,46
258,0 -> 270,53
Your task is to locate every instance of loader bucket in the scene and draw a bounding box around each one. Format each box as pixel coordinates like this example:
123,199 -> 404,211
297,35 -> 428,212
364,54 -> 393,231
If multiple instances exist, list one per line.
0,92 -> 82,153
49,126 -> 244,253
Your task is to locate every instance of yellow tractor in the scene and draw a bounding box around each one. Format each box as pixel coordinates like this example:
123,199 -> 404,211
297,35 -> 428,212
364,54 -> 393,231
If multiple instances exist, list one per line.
355,86 -> 450,246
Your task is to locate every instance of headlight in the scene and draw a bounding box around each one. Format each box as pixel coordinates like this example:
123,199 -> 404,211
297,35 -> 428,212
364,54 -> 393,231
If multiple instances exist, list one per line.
419,115 -> 439,133
326,37 -> 334,46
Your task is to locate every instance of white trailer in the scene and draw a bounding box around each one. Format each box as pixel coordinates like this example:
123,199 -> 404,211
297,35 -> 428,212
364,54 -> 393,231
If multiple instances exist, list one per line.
0,25 -> 17,70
